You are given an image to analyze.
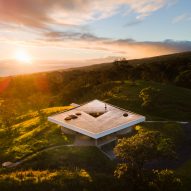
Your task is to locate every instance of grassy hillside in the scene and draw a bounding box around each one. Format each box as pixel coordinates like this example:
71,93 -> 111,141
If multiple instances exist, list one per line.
0,119 -> 190,191
68,51 -> 191,71
0,106 -> 119,191
0,52 -> 191,190
0,108 -> 190,190
0,52 -> 190,118
1,79 -> 191,121
0,106 -> 73,162
81,80 -> 191,121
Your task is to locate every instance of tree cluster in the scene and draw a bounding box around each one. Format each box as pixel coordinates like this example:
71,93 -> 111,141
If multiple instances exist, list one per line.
114,129 -> 181,191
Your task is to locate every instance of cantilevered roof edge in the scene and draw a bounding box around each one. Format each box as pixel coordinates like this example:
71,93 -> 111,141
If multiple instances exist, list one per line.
48,116 -> 145,139
48,116 -> 97,138
95,116 -> 145,138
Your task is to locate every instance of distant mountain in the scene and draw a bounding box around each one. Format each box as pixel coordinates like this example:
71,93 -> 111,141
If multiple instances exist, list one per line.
1,52 -> 191,77
62,51 -> 191,72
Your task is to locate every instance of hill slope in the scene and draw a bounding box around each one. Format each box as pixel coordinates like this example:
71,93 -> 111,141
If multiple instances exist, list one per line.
0,106 -> 73,162
0,52 -> 191,190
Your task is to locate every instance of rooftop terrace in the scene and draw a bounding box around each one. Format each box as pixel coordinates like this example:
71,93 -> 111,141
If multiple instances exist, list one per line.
48,99 -> 145,139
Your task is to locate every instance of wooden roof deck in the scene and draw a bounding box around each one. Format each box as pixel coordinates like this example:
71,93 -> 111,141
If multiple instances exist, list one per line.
48,99 -> 145,139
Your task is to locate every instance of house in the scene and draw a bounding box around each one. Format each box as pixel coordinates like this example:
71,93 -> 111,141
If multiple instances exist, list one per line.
48,99 -> 145,147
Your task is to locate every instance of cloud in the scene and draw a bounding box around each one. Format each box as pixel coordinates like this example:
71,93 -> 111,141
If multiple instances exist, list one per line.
172,13 -> 191,23
1,28 -> 191,59
163,39 -> 191,51
0,0 -> 174,29
0,0 -> 186,60
10,31 -> 191,59
124,19 -> 143,27
44,31 -> 107,42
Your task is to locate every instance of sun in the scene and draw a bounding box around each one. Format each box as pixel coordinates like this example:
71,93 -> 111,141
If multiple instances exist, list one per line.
15,49 -> 32,64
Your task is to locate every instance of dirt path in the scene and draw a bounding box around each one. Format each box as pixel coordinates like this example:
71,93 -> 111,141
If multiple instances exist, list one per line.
2,144 -> 74,168
145,121 -> 189,124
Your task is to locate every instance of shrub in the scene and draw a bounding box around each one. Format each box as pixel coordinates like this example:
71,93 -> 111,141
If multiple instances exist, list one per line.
139,87 -> 161,110
175,70 -> 191,89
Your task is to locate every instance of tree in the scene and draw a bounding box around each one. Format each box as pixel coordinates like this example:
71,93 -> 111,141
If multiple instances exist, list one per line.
114,129 -> 177,191
175,70 -> 191,89
113,58 -> 131,72
0,99 -> 18,132
139,87 -> 161,109
27,93 -> 50,113
149,169 -> 182,191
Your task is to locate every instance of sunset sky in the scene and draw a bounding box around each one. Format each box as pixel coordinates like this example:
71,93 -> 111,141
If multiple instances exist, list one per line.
0,0 -> 191,62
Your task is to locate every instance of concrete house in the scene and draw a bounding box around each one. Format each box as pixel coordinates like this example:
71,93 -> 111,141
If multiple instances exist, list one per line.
48,99 -> 145,147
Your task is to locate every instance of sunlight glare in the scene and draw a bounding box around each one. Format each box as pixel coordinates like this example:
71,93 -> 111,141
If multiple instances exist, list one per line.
15,49 -> 32,64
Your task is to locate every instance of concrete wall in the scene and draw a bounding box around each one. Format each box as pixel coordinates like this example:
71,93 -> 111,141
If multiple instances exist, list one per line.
96,134 -> 117,147
74,134 -> 95,146
61,126 -> 75,135
61,125 -> 133,146
116,126 -> 132,135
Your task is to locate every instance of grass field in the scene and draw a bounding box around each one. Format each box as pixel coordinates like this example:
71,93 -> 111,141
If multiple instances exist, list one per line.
0,106 -> 73,162
0,104 -> 120,190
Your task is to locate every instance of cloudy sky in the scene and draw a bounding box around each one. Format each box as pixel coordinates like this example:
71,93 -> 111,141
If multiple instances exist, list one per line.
0,0 -> 191,61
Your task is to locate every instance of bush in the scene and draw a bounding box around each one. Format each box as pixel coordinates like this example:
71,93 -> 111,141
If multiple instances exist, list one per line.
139,87 -> 161,110
114,130 -> 176,191
149,169 -> 182,191
175,70 -> 191,89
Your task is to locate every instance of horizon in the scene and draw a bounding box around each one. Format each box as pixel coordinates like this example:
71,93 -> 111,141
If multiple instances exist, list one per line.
0,51 -> 190,77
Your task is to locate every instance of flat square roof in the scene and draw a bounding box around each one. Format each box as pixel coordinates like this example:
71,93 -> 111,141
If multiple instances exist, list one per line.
48,99 -> 145,139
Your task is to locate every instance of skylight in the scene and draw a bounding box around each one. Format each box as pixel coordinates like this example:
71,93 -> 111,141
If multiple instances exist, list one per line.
86,111 -> 107,118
